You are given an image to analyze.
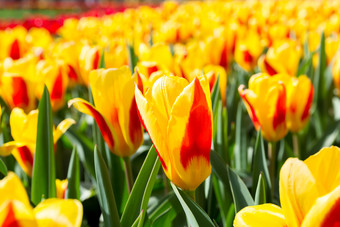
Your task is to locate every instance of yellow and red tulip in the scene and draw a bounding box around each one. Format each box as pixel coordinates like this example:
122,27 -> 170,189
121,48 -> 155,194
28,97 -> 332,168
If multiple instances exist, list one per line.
234,146 -> 340,227
69,66 -> 144,157
235,31 -> 263,72
0,172 -> 82,227
78,44 -> 101,85
258,39 -> 302,76
35,59 -> 69,111
0,108 -> 75,176
0,26 -> 27,60
274,74 -> 314,132
332,54 -> 340,95
135,74 -> 213,191
239,73 -> 287,142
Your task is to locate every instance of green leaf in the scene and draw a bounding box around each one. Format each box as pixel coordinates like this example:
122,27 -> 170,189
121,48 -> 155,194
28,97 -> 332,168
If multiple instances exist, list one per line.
0,159 -> 7,176
121,146 -> 161,227
227,166 -> 254,213
171,183 -> 215,227
211,75 -> 220,114
65,129 -> 95,178
94,146 -> 121,227
308,120 -> 340,156
297,54 -> 313,77
313,31 -> 326,107
234,102 -> 247,171
210,151 -> 232,197
128,44 -> 139,73
65,146 -> 80,200
254,173 -> 266,205
252,129 -> 271,201
99,50 -> 105,68
31,86 -> 56,205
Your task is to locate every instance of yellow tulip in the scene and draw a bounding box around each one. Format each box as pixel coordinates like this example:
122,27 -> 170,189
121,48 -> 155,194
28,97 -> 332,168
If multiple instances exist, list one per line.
56,179 -> 68,199
135,74 -> 213,191
69,66 -> 144,157
234,146 -> 340,227
239,73 -> 287,142
0,172 -> 82,227
0,108 -> 75,176
0,26 -> 27,60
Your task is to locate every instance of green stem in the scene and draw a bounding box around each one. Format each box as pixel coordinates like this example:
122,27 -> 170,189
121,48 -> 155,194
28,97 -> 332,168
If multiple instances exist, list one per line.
185,190 -> 196,201
123,157 -> 133,194
162,171 -> 169,195
292,133 -> 300,158
268,142 -> 277,201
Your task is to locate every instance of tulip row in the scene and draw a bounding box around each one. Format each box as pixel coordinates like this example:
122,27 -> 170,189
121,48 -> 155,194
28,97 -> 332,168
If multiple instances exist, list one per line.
0,0 -> 340,226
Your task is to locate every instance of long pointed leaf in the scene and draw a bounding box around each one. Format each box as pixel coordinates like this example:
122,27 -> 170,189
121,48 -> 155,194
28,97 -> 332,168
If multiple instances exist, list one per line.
171,183 -> 215,227
31,86 -> 56,205
252,129 -> 271,201
94,147 -> 121,227
227,166 -> 254,213
254,173 -> 266,205
121,146 -> 160,227
65,146 -> 80,200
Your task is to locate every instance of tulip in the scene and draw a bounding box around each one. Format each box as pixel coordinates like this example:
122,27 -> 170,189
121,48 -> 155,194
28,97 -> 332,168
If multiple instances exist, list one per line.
1,55 -> 38,112
35,59 -> 69,111
56,179 -> 68,199
69,66 -> 144,157
238,73 -> 287,142
234,146 -> 340,227
258,40 -> 302,76
0,172 -> 82,226
274,74 -> 314,132
135,74 -> 213,191
0,108 -> 75,176
0,26 -> 27,60
78,44 -> 101,85
235,31 -> 263,72
332,55 -> 340,95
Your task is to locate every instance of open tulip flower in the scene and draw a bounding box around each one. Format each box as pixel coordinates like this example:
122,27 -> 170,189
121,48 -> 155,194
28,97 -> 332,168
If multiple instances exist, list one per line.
135,74 -> 213,191
239,73 -> 287,142
0,172 -> 82,227
0,108 -> 75,176
234,146 -> 340,227
69,66 -> 144,157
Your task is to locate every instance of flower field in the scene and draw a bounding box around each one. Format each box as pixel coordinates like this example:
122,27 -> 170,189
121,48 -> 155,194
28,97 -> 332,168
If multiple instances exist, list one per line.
1,0 -> 340,226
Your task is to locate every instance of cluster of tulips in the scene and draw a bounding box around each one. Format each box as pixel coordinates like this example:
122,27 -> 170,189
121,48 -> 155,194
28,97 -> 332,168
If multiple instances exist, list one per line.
1,0 -> 340,226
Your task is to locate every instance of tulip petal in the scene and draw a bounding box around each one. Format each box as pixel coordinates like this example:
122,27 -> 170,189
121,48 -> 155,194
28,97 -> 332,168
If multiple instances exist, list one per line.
12,145 -> 35,177
0,200 -> 37,227
304,146 -> 340,196
34,199 -> 83,227
135,85 -> 170,171
234,204 -> 287,227
279,158 -> 319,227
167,77 -> 212,190
302,185 -> 340,227
10,108 -> 38,144
53,119 -> 76,143
0,141 -> 24,156
0,172 -> 31,207
68,98 -> 116,150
